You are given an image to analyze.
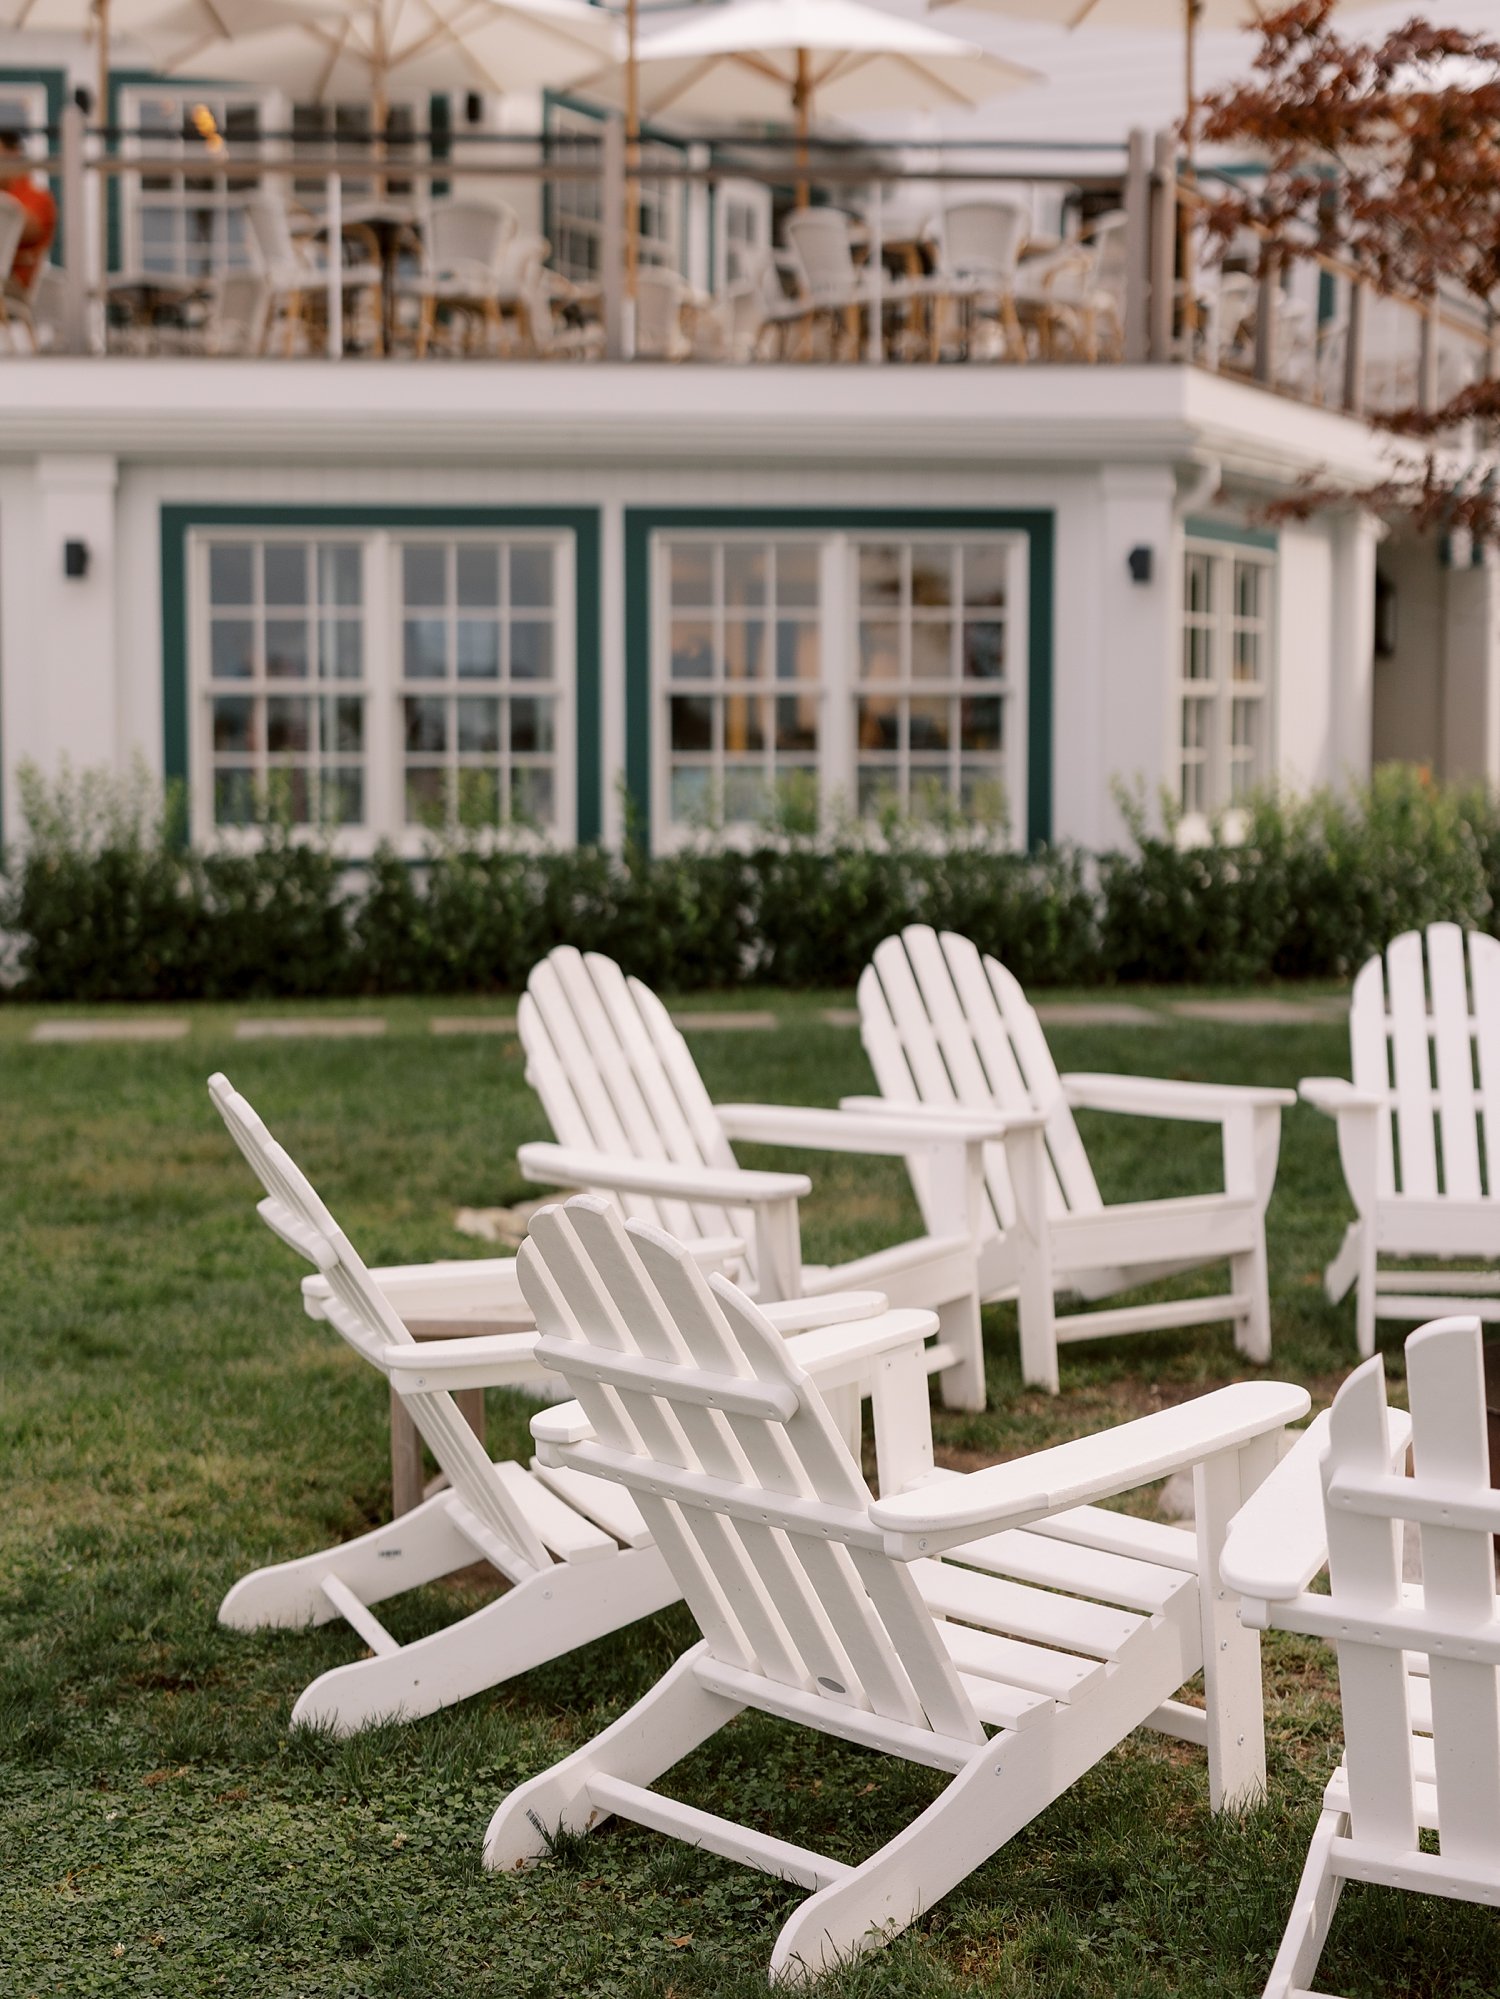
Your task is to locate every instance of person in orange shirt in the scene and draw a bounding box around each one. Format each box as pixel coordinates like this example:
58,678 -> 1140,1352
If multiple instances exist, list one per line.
0,129 -> 57,293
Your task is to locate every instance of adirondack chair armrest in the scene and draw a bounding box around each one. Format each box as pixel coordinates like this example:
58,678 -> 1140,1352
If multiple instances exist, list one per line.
836,1096 -> 1048,1139
756,1290 -> 890,1334
303,1254 -> 527,1322
1299,1076 -> 1387,1117
870,1380 -> 1311,1556
1220,1404 -> 1413,1613
1060,1074 -> 1297,1123
528,1308 -> 941,1450
717,1101 -> 1013,1154
518,1140 -> 812,1207
383,1330 -> 548,1395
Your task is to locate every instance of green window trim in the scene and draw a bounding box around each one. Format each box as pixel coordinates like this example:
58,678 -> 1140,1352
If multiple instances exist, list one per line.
624,506 -> 1054,853
1183,515 -> 1279,553
160,503 -> 603,843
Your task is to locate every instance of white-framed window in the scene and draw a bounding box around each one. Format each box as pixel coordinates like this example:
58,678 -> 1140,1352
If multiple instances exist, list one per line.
0,81 -> 48,160
651,529 -> 1027,844
190,527 -> 575,852
547,103 -> 681,285
1178,537 -> 1275,826
291,100 -> 420,209
121,86 -> 266,276
713,179 -> 772,293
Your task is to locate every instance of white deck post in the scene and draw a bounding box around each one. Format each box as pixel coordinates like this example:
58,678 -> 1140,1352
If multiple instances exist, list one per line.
1123,129 -> 1151,365
59,100 -> 91,355
600,114 -> 627,361
325,170 -> 343,359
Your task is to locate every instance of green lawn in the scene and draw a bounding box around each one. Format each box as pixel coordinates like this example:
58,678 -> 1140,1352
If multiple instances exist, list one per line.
4,997 -> 1497,1999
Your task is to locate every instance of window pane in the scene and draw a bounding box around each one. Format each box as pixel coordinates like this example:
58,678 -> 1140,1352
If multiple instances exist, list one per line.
265,619 -> 309,679
510,697 -> 555,755
911,624 -> 951,681
669,764 -> 711,823
320,617 -> 362,680
775,695 -> 817,752
324,768 -> 364,826
266,696 -> 311,753
776,542 -> 820,607
456,544 -> 500,608
963,543 -> 1007,607
214,768 -> 255,825
406,767 -> 448,826
263,544 -> 308,606
859,544 -> 902,606
457,619 -> 501,679
722,620 -> 765,682
963,621 -> 1005,681
1234,559 -> 1263,620
960,697 -> 1002,752
909,697 -> 951,752
669,541 -> 714,607
776,620 -> 818,681
510,545 -> 554,609
857,695 -> 899,752
723,694 -> 764,754
404,696 -> 448,753
510,620 -> 553,681
404,618 -> 447,679
210,619 -> 254,679
209,543 -> 253,605
403,543 -> 447,607
670,695 -> 713,752
456,697 -> 500,754
911,545 -> 952,608
319,543 -> 361,606
857,765 -> 900,816
670,620 -> 714,680
456,767 -> 501,827
859,623 -> 900,682
323,696 -> 363,752
212,695 -> 256,751
723,767 -> 766,822
723,543 -> 767,610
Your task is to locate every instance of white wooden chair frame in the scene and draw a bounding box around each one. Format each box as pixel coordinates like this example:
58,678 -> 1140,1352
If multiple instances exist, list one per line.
1303,923 -> 1500,1358
853,926 -> 1294,1392
1222,1314 -> 1496,1999
485,1194 -> 1309,1983
516,946 -> 1006,1410
209,1074 -> 928,1735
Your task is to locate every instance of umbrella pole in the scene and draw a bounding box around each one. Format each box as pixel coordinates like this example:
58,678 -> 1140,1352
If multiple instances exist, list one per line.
1180,0 -> 1201,346
94,0 -> 108,287
626,0 -> 639,299
794,48 -> 810,209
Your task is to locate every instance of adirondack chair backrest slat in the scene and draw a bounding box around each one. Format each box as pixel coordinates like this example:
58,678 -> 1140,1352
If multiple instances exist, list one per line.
859,927 -> 1102,1238
520,947 -> 753,1259
207,1074 -> 554,1577
1348,925 -> 1500,1199
520,1196 -> 985,1745
1323,1317 -> 1500,1867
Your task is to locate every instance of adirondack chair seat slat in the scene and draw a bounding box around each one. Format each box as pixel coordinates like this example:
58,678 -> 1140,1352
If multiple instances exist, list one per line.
519,945 -> 993,1411
1305,925 -> 1500,1354
487,1194 -> 1307,1982
528,1458 -> 652,1546
1223,1314 -> 1500,1998
856,927 -> 1289,1392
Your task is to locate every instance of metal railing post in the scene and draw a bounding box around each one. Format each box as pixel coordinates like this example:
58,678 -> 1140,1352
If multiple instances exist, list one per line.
1148,129 -> 1176,363
1253,244 -> 1278,385
865,181 -> 884,365
1123,128 -> 1150,364
324,170 -> 343,359
59,100 -> 90,355
600,115 -> 626,361
1342,277 -> 1366,414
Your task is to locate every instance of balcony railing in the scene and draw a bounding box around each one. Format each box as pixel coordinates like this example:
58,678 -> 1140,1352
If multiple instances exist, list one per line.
2,103 -> 1491,424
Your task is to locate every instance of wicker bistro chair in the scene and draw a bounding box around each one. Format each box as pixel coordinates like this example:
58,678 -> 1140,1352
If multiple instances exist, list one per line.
1013,209 -> 1127,363
398,197 -> 521,357
929,199 -> 1030,362
242,192 -> 384,355
779,208 -> 929,362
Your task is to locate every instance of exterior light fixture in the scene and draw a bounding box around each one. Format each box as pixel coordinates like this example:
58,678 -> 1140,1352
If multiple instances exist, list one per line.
1127,545 -> 1153,584
63,540 -> 89,579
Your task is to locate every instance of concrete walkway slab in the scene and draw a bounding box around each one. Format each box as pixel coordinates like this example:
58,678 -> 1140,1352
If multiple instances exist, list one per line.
234,1017 -> 387,1041
821,1008 -> 860,1028
1035,1002 -> 1162,1027
1173,998 -> 1337,1026
672,1010 -> 779,1031
431,1015 -> 518,1035
31,1019 -> 188,1044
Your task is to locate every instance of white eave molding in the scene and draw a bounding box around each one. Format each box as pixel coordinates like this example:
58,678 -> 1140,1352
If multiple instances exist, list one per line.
0,360 -> 1409,487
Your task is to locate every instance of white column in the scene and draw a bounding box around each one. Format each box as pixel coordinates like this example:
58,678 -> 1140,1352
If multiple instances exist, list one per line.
1328,506 -> 1383,785
35,453 -> 120,770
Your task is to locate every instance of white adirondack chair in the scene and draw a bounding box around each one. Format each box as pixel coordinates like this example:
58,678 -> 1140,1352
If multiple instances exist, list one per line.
517,945 -> 1006,1410
1303,924 -> 1500,1358
1221,1315 -> 1499,1999
486,1194 -> 1309,1982
209,1074 -> 923,1733
853,927 -> 1295,1393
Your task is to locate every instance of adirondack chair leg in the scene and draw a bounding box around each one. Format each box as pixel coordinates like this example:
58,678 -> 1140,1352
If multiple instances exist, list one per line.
823,1382 -> 863,1462
218,1486 -> 480,1631
1225,1107 -> 1277,1365
1230,1241 -> 1272,1365
483,1647 -> 742,1871
934,1291 -> 985,1410
1263,1806 -> 1347,1999
1324,1221 -> 1362,1306
292,1544 -> 679,1735
1193,1435 -> 1276,1812
1355,1229 -> 1378,1359
1006,1124 -> 1060,1395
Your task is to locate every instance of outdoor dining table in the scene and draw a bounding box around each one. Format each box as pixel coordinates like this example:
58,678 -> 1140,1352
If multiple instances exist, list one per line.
101,270 -> 214,353
310,196 -> 423,352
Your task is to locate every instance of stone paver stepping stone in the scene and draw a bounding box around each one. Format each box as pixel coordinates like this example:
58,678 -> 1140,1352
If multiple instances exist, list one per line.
431,1015 -> 518,1035
1034,1001 -> 1161,1027
821,1008 -> 860,1028
234,1017 -> 387,1041
671,1010 -> 778,1031
1173,997 -> 1335,1026
31,1019 -> 188,1044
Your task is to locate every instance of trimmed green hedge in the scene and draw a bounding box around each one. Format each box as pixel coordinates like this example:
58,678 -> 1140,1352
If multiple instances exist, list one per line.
5,762 -> 1495,1001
